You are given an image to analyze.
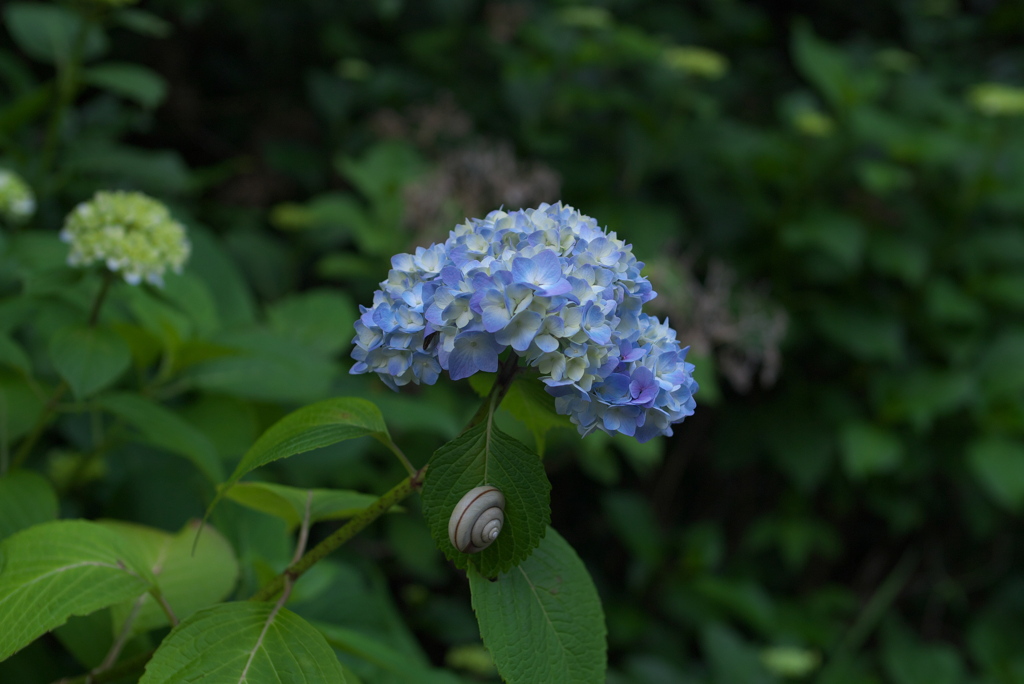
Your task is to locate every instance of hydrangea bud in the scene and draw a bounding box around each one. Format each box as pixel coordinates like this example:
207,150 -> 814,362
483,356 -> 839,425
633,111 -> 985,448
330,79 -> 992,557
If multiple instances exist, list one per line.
60,191 -> 190,286
0,169 -> 36,224
351,202 -> 698,443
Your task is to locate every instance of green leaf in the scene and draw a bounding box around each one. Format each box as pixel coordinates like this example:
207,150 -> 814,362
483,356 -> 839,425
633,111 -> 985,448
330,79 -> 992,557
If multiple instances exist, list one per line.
112,8 -> 173,37
0,333 -> 30,374
702,622 -> 773,684
968,437 -> 1024,511
0,369 -> 45,441
3,3 -> 108,66
316,622 -> 460,684
0,520 -> 154,661
791,19 -> 880,109
781,212 -> 865,271
422,420 -> 551,577
840,422 -> 903,479
63,142 -> 190,196
225,482 -> 383,530
49,325 -> 131,399
881,624 -> 964,684
222,398 -> 389,491
267,289 -> 357,356
103,520 -> 238,635
816,308 -> 903,362
468,526 -> 606,684
0,470 -> 58,541
183,330 -> 336,404
139,602 -> 347,683
83,62 -> 168,108
98,392 -> 224,483
470,374 -> 572,455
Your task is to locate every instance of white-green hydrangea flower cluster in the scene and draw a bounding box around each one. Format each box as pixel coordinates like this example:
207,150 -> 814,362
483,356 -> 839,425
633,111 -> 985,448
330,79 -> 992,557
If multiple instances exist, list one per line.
0,169 -> 36,224
60,191 -> 190,286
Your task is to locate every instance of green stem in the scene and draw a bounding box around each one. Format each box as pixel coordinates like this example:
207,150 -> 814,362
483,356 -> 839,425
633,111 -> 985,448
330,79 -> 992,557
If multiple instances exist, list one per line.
11,272 -> 114,470
249,470 -> 425,602
10,382 -> 67,470
825,550 -> 918,669
51,649 -> 154,684
378,435 -> 416,477
465,352 -> 521,430
87,270 -> 115,328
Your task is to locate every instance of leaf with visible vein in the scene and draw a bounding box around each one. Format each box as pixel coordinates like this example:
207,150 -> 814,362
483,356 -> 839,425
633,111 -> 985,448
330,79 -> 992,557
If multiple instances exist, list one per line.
225,482 -> 384,530
103,520 -> 239,635
139,602 -> 347,683
421,419 -> 551,577
0,520 -> 155,661
223,398 -> 389,491
469,526 -> 607,684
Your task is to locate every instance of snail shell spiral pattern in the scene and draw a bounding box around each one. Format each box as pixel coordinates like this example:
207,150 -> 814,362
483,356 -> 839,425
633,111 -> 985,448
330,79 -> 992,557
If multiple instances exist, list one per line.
448,486 -> 505,553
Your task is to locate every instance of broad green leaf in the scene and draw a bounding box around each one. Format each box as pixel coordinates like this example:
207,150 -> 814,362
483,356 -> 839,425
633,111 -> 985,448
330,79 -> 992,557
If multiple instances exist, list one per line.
267,289 -> 357,356
781,212 -> 865,271
185,226 -> 256,327
103,521 -> 238,635
269,192 -> 367,235
222,398 -> 388,490
0,520 -> 154,661
816,308 -> 903,362
124,285 -> 192,350
469,526 -> 606,684
63,142 -> 190,196
867,233 -> 928,284
316,622 -> 461,684
968,437 -> 1024,511
83,62 -> 168,108
469,374 -> 571,454
112,8 -> 173,37
980,330 -> 1024,397
0,470 -> 58,541
98,392 -> 224,483
0,333 -> 30,374
422,421 -> 551,577
225,482 -> 383,530
160,272 -> 221,338
3,3 -> 108,66
791,19 -> 881,109
0,369 -> 45,441
49,325 -> 131,398
139,602 -> 347,683
184,330 -> 335,404
840,422 -> 902,479
881,621 -> 964,684
702,622 -> 773,684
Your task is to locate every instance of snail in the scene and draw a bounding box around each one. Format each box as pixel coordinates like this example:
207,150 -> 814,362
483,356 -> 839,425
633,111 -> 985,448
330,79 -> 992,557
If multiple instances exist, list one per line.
448,486 -> 505,553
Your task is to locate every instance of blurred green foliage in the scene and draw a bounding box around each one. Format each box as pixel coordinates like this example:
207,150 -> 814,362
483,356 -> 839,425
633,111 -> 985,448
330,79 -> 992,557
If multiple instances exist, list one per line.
2,0 -> 1024,682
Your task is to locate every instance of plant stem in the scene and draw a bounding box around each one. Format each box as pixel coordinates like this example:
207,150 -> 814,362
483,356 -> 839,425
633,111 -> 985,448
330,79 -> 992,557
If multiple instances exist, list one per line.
10,382 -> 67,470
825,550 -> 918,671
149,586 -> 178,627
465,352 -> 521,430
87,271 -> 115,328
378,435 -> 416,477
249,469 -> 426,602
11,272 -> 114,470
51,649 -> 154,684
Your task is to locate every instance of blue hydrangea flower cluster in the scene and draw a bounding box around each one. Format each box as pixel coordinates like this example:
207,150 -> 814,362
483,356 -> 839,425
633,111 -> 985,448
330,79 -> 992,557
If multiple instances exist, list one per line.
350,203 -> 698,442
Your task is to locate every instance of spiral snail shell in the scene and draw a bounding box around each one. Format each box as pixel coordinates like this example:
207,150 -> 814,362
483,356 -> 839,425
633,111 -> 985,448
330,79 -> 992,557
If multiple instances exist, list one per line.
448,486 -> 505,553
